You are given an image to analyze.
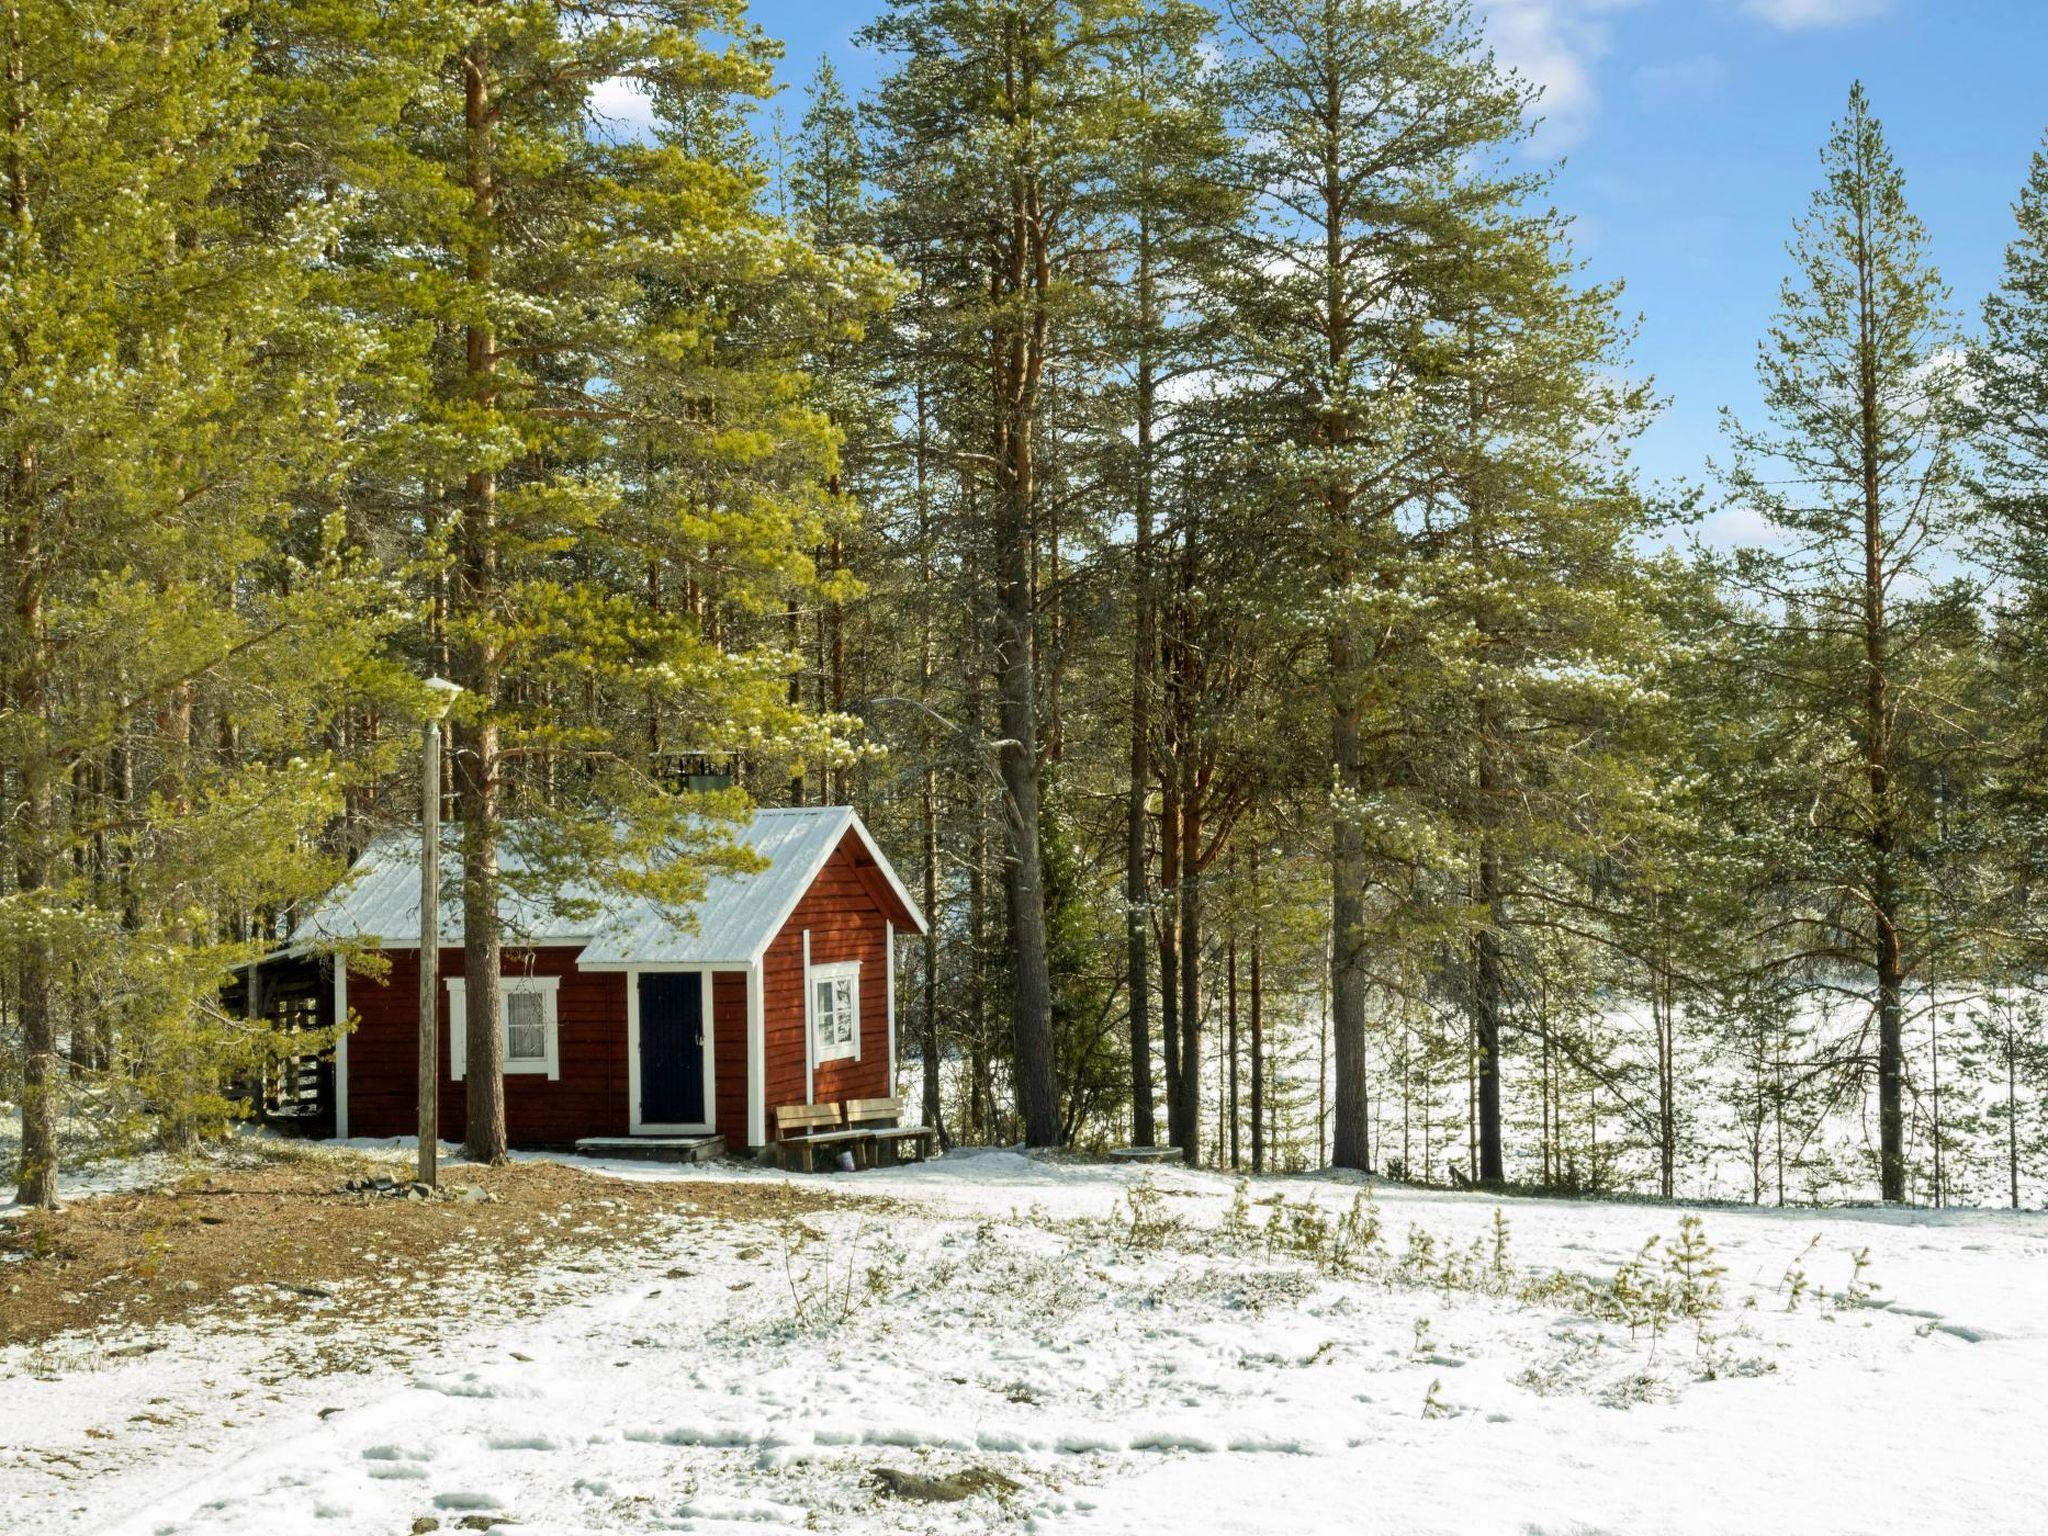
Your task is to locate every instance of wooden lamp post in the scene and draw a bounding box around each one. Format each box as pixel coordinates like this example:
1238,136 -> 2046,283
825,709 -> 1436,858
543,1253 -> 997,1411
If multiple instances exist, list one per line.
417,674 -> 463,1186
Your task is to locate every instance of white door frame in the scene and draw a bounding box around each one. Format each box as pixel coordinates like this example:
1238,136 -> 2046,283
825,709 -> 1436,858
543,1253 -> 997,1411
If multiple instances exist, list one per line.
626,966 -> 717,1136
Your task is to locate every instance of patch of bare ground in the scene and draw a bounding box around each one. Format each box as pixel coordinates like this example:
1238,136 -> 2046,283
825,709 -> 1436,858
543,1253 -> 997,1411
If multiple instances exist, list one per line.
0,1145 -> 856,1362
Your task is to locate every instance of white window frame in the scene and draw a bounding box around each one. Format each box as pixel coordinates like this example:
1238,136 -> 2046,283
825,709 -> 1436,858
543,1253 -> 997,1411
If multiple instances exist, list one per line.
807,959 -> 861,1067
447,974 -> 561,1081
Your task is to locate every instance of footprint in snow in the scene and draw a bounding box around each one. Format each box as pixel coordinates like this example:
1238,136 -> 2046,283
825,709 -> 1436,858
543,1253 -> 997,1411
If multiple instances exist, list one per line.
433,1489 -> 505,1512
362,1445 -> 434,1480
485,1433 -> 562,1451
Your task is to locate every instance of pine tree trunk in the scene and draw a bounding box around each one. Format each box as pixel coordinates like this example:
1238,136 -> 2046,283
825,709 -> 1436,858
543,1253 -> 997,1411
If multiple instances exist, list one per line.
921,762 -> 945,1146
10,482 -> 57,1208
2008,1038 -> 2020,1211
986,43 -> 1059,1149
1473,837 -> 1506,1184
914,363 -> 946,1147
1856,182 -> 1906,1204
1250,932 -> 1264,1174
1227,933 -> 1240,1171
785,598 -> 804,805
994,436 -> 1058,1146
1159,769 -> 1182,1149
459,32 -> 507,1164
1125,330 -> 1157,1147
9,13 -> 57,1204
1330,649 -> 1370,1171
1177,751 -> 1202,1168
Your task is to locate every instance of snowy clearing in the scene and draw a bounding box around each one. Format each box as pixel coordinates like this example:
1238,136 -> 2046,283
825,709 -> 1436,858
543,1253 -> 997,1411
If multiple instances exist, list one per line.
3,1146 -> 2045,1535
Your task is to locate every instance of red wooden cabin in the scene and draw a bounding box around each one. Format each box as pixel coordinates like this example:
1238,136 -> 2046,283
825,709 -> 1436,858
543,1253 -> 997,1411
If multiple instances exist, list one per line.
247,808 -> 925,1152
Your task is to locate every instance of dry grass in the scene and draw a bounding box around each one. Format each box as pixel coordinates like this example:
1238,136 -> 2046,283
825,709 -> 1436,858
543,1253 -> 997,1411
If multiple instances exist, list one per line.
0,1145 -> 852,1356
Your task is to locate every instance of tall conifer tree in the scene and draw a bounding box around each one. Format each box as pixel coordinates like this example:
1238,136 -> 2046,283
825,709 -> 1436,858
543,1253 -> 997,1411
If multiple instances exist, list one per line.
1220,0 -> 1534,1171
1723,84 -> 1974,1203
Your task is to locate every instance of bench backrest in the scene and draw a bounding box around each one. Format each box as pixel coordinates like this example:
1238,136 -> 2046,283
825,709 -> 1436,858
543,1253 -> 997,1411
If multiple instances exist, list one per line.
843,1097 -> 902,1128
774,1102 -> 842,1137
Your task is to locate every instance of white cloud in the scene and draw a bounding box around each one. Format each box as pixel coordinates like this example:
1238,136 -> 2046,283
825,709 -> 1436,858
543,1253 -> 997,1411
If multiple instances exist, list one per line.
1738,0 -> 1890,30
588,77 -> 658,144
1478,0 -> 1644,151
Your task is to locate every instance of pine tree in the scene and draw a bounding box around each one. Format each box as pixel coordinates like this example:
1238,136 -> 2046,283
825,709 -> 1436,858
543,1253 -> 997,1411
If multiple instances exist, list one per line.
1101,0 -> 1240,1152
1219,0 -> 1540,1170
1973,138 -> 2048,1050
865,0 -> 1141,1147
2,0 -> 383,1204
255,0 -> 881,1162
1408,173 -> 1654,1188
1721,83 -> 1975,1203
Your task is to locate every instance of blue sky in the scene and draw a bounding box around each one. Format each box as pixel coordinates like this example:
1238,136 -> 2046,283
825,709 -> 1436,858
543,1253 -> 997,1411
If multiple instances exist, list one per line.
739,0 -> 2048,536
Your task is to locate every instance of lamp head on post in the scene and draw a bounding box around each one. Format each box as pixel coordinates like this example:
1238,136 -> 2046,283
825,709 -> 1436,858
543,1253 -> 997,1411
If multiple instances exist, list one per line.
422,674 -> 464,723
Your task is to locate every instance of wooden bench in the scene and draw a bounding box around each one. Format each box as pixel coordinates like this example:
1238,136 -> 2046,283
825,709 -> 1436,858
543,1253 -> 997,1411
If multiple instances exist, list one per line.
773,1102 -> 861,1172
844,1097 -> 936,1168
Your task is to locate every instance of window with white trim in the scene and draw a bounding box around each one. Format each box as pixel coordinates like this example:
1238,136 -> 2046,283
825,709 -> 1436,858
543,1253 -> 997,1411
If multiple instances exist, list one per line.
808,961 -> 860,1064
447,974 -> 561,1080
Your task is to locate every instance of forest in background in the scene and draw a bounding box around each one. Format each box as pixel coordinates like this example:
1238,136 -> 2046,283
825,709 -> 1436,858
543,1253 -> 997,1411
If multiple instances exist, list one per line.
6,0 -> 2048,1212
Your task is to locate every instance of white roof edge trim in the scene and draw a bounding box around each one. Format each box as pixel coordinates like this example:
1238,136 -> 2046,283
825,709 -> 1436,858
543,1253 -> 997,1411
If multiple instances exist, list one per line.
578,957 -> 756,972
743,807 -> 929,967
318,934 -> 599,952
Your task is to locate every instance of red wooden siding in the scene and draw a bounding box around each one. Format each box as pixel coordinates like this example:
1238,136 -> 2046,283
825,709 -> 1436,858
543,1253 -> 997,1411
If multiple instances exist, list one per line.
712,970 -> 748,1136
761,832 -> 895,1128
344,946 -> 629,1145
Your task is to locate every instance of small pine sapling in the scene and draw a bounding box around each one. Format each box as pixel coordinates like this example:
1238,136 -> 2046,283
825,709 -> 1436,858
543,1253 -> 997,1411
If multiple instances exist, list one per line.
1665,1215 -> 1726,1321
1221,1178 -> 1255,1244
1842,1247 -> 1881,1309
1609,1236 -> 1674,1346
1336,1187 -> 1385,1267
1780,1235 -> 1822,1311
1422,1377 -> 1452,1420
1120,1178 -> 1179,1252
1401,1224 -> 1439,1280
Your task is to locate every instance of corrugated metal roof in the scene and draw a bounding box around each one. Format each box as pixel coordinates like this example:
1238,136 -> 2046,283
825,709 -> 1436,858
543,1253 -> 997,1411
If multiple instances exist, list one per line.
575,807 -> 855,967
288,807 -> 923,967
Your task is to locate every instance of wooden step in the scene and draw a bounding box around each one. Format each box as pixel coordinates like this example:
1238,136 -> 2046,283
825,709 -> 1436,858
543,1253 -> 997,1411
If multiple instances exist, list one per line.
573,1135 -> 726,1164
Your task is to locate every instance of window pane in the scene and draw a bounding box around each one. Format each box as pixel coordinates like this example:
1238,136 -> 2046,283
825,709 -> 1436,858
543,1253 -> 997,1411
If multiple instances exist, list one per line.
835,980 -> 854,1043
506,991 -> 546,1061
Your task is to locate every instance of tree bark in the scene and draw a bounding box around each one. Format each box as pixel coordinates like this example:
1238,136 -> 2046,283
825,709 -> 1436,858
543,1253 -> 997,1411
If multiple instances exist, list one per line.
458,32 -> 507,1163
1852,134 -> 1906,1204
1177,746 -> 1202,1167
9,2 -> 56,1208
1250,931 -> 1265,1174
1125,319 -> 1157,1147
1330,621 -> 1370,1171
1158,768 -> 1182,1149
1473,838 -> 1505,1184
1227,933 -> 1240,1171
987,25 -> 1060,1148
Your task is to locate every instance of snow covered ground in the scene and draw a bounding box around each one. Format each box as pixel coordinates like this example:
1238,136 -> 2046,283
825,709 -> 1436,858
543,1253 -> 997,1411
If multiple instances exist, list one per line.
4,1147 -> 2045,1535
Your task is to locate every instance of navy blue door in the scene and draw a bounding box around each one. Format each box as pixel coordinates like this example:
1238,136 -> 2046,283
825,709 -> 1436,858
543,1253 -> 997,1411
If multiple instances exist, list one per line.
639,973 -> 705,1126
